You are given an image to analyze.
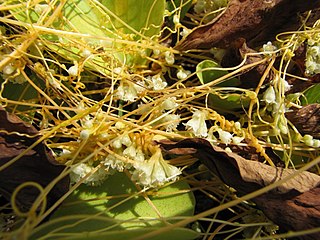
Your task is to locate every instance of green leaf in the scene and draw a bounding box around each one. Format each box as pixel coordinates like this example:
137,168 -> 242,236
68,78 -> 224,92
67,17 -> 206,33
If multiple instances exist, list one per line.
208,92 -> 251,111
300,83 -> 320,105
196,60 -> 246,110
167,0 -> 192,22
11,0 -> 165,71
0,72 -> 41,112
31,172 -> 197,240
196,60 -> 240,86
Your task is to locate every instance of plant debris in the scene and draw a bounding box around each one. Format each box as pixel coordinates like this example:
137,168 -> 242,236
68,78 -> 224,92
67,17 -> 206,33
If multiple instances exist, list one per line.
0,107 -> 69,214
176,0 -> 320,50
160,138 -> 320,239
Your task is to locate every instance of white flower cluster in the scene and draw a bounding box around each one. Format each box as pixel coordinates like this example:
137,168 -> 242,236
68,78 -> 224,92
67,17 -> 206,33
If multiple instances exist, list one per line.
138,96 -> 181,132
305,38 -> 320,75
262,81 -> 289,116
70,163 -> 110,186
116,74 -> 169,102
158,97 -> 180,132
185,109 -> 209,137
70,130 -> 182,188
131,148 -> 181,188
105,133 -> 181,188
303,134 -> 320,148
116,80 -> 145,102
143,74 -> 168,91
209,125 -> 244,145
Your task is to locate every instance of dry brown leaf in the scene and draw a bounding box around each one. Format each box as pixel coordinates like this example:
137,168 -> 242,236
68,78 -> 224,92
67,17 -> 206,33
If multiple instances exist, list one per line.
176,0 -> 320,50
160,138 -> 320,239
286,104 -> 320,139
0,107 -> 69,213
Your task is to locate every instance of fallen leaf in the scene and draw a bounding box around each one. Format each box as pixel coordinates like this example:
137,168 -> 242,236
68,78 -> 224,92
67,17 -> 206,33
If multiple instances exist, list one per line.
0,107 -> 69,214
286,104 -> 320,139
160,138 -> 320,239
221,40 -> 270,89
176,0 -> 320,50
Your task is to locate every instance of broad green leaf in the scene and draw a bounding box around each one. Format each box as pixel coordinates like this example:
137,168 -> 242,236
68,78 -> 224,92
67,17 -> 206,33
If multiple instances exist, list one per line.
196,60 -> 240,86
208,92 -> 251,111
31,172 -> 196,240
300,83 -> 320,105
11,0 -> 165,72
0,73 -> 41,112
197,60 -> 245,110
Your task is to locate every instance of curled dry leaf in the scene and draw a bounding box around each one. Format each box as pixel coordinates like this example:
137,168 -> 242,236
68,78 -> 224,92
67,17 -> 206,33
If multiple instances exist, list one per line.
160,138 -> 320,239
221,40 -> 270,89
0,107 -> 69,214
286,104 -> 320,139
176,0 -> 320,50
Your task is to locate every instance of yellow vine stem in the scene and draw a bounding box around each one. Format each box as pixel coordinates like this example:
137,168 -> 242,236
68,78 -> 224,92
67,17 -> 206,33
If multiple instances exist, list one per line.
247,56 -> 277,166
0,0 -> 66,70
11,182 -> 46,218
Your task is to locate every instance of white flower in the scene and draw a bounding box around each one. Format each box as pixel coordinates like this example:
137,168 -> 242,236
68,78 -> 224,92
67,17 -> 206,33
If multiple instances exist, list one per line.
234,121 -> 241,131
305,42 -> 320,75
263,86 -> 276,104
150,74 -> 167,90
232,136 -> 244,145
115,121 -> 126,130
67,64 -> 78,76
134,81 -> 146,93
81,49 -> 92,58
120,134 -> 132,147
116,81 -> 138,102
2,64 -> 16,75
70,163 -> 109,186
282,78 -> 292,92
112,139 -> 122,149
303,134 -> 314,147
123,145 -> 137,159
217,129 -> 233,145
123,144 -> 145,162
161,97 -> 178,111
113,67 -> 123,75
83,119 -> 93,129
173,14 -> 180,25
313,139 -> 320,148
164,51 -> 175,65
185,109 -> 208,137
131,148 -> 181,188
35,4 -> 49,14
161,114 -> 181,132
104,154 -> 127,172
177,69 -> 191,80
263,41 -> 277,53
112,134 -> 132,149
60,149 -> 71,157
180,28 -> 190,37
80,129 -> 91,140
